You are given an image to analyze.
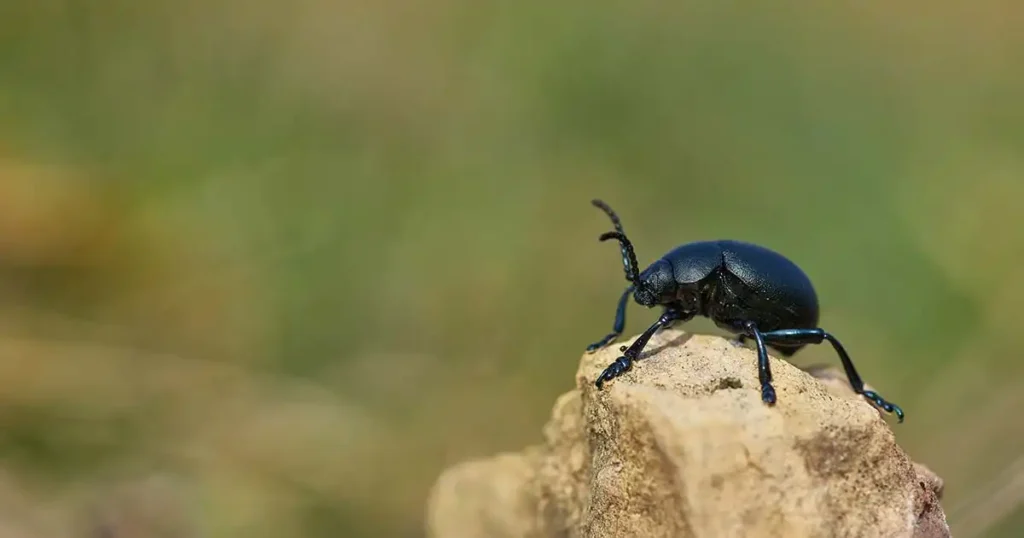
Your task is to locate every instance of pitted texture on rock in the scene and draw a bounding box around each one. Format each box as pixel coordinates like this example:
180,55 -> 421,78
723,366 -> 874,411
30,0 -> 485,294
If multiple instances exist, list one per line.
426,329 -> 949,538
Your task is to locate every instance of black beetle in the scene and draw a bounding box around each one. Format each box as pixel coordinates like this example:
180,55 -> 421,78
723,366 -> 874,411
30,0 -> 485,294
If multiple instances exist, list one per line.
586,199 -> 904,423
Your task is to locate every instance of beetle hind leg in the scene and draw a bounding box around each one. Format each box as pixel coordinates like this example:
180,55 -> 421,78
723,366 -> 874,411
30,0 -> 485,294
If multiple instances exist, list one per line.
758,328 -> 905,423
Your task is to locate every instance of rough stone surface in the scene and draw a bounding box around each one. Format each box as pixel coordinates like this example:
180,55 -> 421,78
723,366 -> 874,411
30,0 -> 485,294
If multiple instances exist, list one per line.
426,329 -> 950,538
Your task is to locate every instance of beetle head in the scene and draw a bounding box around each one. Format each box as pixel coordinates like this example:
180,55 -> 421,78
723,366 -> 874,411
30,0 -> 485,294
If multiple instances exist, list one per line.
592,199 -> 674,307
634,259 -> 676,307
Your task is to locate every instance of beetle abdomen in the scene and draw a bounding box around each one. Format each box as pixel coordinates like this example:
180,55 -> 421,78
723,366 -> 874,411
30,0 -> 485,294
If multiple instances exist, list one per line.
717,240 -> 820,328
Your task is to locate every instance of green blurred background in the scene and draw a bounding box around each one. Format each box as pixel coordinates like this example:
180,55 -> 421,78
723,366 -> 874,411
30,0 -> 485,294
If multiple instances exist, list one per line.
0,0 -> 1022,536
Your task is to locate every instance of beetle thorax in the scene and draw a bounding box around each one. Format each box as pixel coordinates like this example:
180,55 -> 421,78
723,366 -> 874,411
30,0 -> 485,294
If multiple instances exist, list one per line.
635,257 -> 726,317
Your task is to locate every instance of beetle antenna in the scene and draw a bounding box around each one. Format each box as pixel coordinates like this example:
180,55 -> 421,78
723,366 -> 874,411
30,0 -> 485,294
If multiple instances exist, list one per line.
591,199 -> 625,235
591,199 -> 641,287
599,231 -> 641,289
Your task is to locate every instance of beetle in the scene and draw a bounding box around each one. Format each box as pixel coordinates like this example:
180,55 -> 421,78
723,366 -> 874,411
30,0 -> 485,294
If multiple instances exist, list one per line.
585,199 -> 904,422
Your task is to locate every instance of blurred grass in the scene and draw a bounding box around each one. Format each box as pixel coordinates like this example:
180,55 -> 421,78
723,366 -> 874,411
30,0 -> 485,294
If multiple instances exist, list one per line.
0,0 -> 1023,536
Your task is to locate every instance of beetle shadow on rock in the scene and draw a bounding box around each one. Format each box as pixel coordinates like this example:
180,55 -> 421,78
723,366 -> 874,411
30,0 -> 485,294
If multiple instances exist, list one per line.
636,331 -> 694,361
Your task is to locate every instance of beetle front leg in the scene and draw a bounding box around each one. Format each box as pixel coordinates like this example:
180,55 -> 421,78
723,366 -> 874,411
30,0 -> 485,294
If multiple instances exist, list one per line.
586,285 -> 634,353
595,309 -> 681,389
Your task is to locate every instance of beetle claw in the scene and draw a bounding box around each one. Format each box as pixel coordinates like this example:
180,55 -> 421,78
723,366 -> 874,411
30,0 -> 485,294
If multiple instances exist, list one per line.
594,355 -> 633,389
586,331 -> 622,353
861,390 -> 905,423
761,383 -> 777,405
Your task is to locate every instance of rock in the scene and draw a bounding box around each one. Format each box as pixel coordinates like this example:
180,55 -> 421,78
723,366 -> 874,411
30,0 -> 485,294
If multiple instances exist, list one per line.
425,329 -> 950,538
426,450 -> 542,538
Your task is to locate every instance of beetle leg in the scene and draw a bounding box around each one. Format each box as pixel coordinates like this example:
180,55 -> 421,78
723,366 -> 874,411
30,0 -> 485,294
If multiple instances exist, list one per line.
595,309 -> 681,389
759,328 -> 905,423
740,321 -> 777,405
657,315 -> 681,333
586,285 -> 634,353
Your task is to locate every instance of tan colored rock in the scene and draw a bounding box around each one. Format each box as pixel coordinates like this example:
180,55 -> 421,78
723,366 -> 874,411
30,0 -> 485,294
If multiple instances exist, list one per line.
426,329 -> 950,538
425,450 -> 542,538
